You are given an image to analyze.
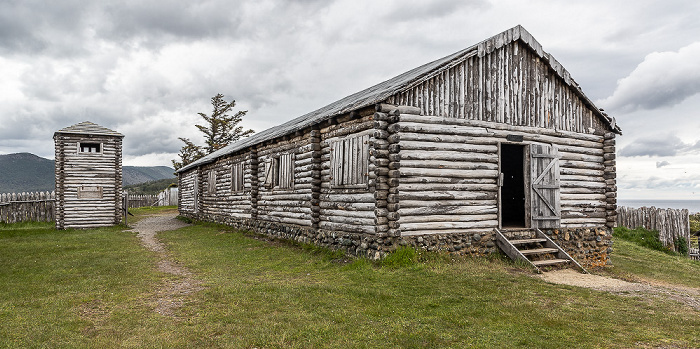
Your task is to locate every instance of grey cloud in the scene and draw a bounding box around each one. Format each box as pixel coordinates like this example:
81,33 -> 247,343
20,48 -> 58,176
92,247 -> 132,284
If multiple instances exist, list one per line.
601,42 -> 700,112
619,134 -> 690,157
383,0 -> 488,22
656,161 -> 671,168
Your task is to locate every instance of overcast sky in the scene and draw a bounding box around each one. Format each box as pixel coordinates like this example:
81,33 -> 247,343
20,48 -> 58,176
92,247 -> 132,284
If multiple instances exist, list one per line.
1,0 -> 699,200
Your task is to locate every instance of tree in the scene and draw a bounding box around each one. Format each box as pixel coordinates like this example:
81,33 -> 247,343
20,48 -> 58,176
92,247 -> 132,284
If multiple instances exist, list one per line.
172,94 -> 254,170
171,137 -> 205,170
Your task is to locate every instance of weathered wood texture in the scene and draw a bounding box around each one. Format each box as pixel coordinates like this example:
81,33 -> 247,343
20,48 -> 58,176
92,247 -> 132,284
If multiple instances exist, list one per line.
179,171 -> 198,213
616,206 -> 690,251
199,152 -> 254,220
386,40 -> 608,136
320,113 -> 375,233
0,191 -> 56,223
54,133 -> 123,229
256,130 -> 315,226
156,187 -> 179,206
395,114 -> 608,233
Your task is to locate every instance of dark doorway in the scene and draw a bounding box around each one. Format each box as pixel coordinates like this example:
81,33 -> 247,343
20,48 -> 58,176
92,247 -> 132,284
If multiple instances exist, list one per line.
501,144 -> 526,227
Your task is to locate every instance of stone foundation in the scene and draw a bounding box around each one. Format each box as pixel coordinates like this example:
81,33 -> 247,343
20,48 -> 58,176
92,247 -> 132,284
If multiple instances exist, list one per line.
182,212 -> 612,267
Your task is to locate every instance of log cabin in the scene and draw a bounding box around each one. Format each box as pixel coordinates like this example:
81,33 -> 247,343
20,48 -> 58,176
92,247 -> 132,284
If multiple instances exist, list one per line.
54,121 -> 124,229
176,25 -> 621,269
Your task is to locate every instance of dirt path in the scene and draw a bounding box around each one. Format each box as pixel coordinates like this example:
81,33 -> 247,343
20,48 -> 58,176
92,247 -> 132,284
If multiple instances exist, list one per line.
538,269 -> 700,310
129,212 -> 203,317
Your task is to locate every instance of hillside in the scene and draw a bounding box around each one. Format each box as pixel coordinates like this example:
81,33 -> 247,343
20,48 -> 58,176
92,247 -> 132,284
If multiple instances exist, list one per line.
0,153 -> 55,193
0,153 -> 175,193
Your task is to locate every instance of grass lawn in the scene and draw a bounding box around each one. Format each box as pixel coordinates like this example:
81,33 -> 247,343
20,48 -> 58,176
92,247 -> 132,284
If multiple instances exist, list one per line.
1,208 -> 699,348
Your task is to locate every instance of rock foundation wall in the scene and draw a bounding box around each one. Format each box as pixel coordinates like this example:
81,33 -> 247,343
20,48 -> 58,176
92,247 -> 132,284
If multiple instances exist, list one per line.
183,212 -> 611,267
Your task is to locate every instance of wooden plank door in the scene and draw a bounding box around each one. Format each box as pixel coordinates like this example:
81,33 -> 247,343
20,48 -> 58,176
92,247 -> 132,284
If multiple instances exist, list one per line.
530,144 -> 560,228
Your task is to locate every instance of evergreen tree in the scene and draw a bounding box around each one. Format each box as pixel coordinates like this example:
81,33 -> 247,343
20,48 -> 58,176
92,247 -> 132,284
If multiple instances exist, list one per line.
172,94 -> 254,170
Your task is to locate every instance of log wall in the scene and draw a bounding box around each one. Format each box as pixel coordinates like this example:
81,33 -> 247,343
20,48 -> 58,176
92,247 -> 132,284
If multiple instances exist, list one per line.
386,40 -> 608,136
318,112 -> 376,235
200,152 -> 254,220
255,131 -> 315,227
179,171 -> 198,213
392,113 -> 610,233
54,134 -> 123,229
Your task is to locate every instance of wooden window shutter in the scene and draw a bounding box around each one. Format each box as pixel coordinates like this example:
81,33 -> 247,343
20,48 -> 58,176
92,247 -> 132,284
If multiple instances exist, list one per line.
279,152 -> 294,189
330,140 -> 343,187
263,157 -> 273,188
208,170 -> 216,195
232,162 -> 244,192
530,144 -> 561,229
330,135 -> 369,188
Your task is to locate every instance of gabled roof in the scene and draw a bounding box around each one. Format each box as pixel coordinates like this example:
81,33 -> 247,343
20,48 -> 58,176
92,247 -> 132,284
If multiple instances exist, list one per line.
55,121 -> 124,137
177,25 -> 619,173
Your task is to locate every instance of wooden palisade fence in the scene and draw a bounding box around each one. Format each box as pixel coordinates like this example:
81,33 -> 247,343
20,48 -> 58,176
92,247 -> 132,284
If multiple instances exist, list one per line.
1,191 -> 175,224
616,206 -> 690,252
0,191 -> 56,224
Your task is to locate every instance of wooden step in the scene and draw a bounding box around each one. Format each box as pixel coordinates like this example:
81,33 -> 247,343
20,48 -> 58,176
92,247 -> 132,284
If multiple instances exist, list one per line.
520,248 -> 558,255
531,259 -> 570,267
509,238 -> 547,245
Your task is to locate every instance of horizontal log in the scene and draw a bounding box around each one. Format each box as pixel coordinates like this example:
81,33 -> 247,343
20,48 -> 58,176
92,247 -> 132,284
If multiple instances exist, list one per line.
400,220 -> 498,232
258,215 -> 312,227
400,199 -> 496,208
399,205 -> 497,216
321,214 -> 374,226
560,193 -> 607,201
400,183 -> 498,192
398,132 -> 498,145
401,228 -> 492,236
400,214 -> 497,224
400,176 -> 496,185
400,141 -> 497,153
319,202 -> 375,211
319,209 -> 375,219
319,193 -> 375,203
376,103 -> 421,115
400,167 -> 498,179
319,221 -> 375,234
399,160 -> 497,171
400,191 -> 496,201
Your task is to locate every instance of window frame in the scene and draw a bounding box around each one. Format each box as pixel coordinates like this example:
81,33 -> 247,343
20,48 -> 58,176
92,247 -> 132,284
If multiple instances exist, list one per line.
77,142 -> 103,154
231,161 -> 245,193
330,134 -> 369,189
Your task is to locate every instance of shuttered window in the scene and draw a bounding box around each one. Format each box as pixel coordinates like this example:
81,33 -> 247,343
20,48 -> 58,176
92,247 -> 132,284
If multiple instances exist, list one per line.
231,162 -> 244,192
264,152 -> 294,190
208,170 -> 216,195
330,134 -> 369,188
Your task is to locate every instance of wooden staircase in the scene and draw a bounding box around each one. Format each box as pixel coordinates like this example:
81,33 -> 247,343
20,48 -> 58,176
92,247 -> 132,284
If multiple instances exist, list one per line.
494,228 -> 587,274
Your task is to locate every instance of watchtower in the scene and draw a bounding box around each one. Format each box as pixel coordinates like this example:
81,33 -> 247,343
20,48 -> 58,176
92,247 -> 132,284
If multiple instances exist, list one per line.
54,121 -> 124,229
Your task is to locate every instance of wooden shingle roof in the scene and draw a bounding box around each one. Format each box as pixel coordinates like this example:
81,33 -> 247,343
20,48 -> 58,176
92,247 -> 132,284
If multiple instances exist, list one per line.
177,25 -> 619,173
55,121 -> 124,137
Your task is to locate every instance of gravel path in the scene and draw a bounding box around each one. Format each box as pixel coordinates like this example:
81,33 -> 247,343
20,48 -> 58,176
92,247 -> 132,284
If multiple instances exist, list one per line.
129,212 -> 203,317
538,269 -> 700,310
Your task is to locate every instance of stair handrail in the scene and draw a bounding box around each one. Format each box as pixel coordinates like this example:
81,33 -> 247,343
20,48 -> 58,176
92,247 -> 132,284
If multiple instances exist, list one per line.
535,228 -> 587,274
494,228 -> 542,273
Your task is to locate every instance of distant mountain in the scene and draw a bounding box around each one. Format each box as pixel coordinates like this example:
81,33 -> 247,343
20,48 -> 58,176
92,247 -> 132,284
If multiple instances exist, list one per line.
0,153 -> 55,193
122,166 -> 175,186
0,153 -> 175,193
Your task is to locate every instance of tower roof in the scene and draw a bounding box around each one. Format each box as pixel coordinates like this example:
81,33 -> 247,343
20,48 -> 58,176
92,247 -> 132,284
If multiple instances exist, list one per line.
55,121 -> 124,137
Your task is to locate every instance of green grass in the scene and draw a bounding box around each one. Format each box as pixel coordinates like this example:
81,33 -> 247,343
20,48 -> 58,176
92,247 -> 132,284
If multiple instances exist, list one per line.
607,238 -> 700,288
0,212 -> 699,348
613,226 -> 672,254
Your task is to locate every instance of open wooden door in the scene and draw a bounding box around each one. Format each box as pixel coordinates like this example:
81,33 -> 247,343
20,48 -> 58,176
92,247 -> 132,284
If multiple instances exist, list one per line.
530,144 -> 560,229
